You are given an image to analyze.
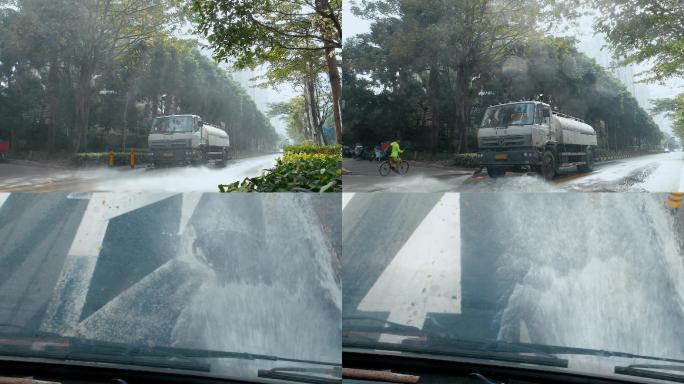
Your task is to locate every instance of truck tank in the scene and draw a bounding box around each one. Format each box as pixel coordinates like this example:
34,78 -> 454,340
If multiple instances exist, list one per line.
203,124 -> 229,147
553,115 -> 597,147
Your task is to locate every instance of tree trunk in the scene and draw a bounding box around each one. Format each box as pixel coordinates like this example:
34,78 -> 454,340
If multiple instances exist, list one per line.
122,89 -> 132,151
302,87 -> 315,143
46,61 -> 59,153
152,94 -> 159,118
323,47 -> 342,144
429,66 -> 441,155
305,77 -> 321,144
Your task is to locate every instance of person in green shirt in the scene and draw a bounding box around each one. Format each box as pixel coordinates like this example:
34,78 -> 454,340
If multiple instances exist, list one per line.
389,139 -> 403,171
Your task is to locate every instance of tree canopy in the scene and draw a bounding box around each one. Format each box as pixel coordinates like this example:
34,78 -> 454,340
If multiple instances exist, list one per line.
189,0 -> 342,144
0,0 -> 278,154
343,0 -> 663,153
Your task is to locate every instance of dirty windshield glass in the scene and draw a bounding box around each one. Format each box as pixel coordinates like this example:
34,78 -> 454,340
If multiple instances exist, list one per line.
0,193 -> 341,380
151,116 -> 194,133
342,193 -> 684,378
480,103 -> 536,128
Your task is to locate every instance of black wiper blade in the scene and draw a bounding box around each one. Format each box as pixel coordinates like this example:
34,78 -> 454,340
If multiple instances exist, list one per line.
343,340 -> 568,368
343,317 -> 567,368
127,345 -> 338,366
258,367 -> 341,384
0,334 -> 337,372
0,347 -> 210,372
615,365 -> 684,383
527,344 -> 684,365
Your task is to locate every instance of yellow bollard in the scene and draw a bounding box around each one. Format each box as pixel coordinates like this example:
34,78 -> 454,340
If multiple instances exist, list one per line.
667,192 -> 684,209
108,150 -> 114,167
130,148 -> 135,168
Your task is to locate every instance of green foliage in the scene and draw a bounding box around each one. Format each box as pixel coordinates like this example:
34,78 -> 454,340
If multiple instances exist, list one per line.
0,1 -> 278,155
652,93 -> 684,143
453,153 -> 479,168
190,0 -> 341,68
343,29 -> 662,152
283,141 -> 341,155
189,0 -> 343,144
587,0 -> 684,82
219,152 -> 342,192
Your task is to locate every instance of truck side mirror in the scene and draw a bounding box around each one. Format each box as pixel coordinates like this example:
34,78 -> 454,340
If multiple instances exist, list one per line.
542,109 -> 550,118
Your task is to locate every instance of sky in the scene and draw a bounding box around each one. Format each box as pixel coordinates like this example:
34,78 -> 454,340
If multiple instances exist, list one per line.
341,1 -> 684,136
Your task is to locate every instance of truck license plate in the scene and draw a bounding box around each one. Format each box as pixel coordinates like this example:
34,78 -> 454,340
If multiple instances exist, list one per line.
495,153 -> 508,161
162,152 -> 174,158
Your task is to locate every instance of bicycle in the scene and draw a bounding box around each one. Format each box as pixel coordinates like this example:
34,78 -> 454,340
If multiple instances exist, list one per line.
379,158 -> 409,176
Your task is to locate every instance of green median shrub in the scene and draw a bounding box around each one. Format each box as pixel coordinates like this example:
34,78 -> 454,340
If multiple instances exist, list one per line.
453,153 -> 479,167
283,141 -> 341,155
219,151 -> 342,192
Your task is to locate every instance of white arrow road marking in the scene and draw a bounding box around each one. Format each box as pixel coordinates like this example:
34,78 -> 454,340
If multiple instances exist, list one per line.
358,193 -> 461,342
342,193 -> 355,211
0,193 -> 9,210
41,193 -> 173,334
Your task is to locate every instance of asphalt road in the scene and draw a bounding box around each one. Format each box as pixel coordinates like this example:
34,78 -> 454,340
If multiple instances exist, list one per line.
342,193 -> 684,360
0,193 -> 341,375
342,152 -> 684,192
0,153 -> 281,192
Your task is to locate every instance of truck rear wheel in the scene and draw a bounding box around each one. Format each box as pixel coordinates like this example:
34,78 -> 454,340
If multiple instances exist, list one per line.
577,147 -> 594,173
541,150 -> 556,180
487,167 -> 506,178
216,148 -> 228,168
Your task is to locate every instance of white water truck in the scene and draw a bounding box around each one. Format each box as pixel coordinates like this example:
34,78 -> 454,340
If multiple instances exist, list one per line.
477,101 -> 597,180
148,114 -> 230,167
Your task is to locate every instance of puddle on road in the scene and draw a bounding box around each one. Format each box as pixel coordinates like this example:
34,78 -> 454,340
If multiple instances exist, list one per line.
564,164 -> 657,192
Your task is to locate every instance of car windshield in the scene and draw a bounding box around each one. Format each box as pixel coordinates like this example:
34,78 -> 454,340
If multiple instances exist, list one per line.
342,193 -> 684,378
151,116 -> 195,133
480,103 -> 536,128
0,193 -> 341,380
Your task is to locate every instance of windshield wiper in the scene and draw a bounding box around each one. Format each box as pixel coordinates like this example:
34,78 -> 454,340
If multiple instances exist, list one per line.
524,344 -> 684,365
0,334 -> 337,372
344,317 -> 684,370
258,367 -> 341,384
615,364 -> 684,383
343,316 -> 567,367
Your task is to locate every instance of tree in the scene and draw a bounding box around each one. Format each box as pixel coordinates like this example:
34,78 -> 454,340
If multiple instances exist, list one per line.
588,0 -> 684,82
343,33 -> 662,151
653,95 -> 684,143
350,0 -> 546,153
189,0 -> 343,144
0,2 -> 280,154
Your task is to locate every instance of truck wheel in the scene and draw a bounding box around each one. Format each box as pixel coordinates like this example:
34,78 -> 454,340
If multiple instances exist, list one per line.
541,150 -> 556,180
487,167 -> 505,178
577,147 -> 594,173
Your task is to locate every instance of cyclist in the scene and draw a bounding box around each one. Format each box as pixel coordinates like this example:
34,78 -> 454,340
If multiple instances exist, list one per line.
389,138 -> 403,172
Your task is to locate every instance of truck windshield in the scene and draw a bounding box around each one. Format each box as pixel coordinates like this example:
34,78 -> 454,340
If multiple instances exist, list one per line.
480,103 -> 535,128
151,116 -> 194,133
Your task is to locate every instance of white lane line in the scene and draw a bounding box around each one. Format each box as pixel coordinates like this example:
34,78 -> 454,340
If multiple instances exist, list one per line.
342,193 -> 355,211
358,193 -> 461,341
